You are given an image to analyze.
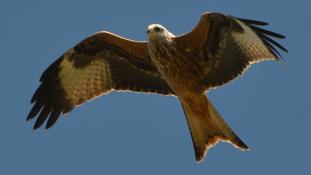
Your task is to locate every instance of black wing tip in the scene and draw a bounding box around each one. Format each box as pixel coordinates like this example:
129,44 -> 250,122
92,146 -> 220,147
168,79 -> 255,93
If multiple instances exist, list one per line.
26,111 -> 34,121
249,25 -> 286,39
26,101 -> 43,121
236,17 -> 269,26
276,33 -> 286,39
33,123 -> 41,130
30,110 -> 62,130
26,115 -> 33,122
28,104 -> 70,130
29,113 -> 63,130
45,122 -> 55,129
27,53 -> 75,130
45,110 -> 62,129
237,16 -> 288,59
28,101 -> 74,130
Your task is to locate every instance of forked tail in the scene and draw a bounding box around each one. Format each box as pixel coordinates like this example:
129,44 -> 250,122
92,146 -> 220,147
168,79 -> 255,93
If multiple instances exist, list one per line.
180,95 -> 249,163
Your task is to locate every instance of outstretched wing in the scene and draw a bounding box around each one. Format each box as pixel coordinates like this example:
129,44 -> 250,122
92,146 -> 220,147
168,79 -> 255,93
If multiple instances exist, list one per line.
27,32 -> 173,129
175,12 -> 287,89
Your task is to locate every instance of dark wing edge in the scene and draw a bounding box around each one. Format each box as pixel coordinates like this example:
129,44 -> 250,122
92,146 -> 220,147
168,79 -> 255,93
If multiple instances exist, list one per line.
235,16 -> 288,60
27,55 -> 73,129
27,32 -> 173,130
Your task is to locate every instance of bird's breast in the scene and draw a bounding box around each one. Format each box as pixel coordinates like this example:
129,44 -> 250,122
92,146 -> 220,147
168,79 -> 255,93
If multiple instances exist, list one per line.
148,40 -> 204,93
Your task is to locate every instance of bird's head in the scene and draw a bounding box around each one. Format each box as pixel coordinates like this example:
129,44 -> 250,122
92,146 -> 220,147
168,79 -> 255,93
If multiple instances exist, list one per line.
147,24 -> 174,41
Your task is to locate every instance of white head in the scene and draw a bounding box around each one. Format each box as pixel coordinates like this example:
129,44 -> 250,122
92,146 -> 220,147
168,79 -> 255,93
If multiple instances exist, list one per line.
147,24 -> 175,41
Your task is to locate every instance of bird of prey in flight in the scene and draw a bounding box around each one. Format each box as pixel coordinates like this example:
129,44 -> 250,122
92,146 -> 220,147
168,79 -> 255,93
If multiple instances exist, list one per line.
27,12 -> 287,163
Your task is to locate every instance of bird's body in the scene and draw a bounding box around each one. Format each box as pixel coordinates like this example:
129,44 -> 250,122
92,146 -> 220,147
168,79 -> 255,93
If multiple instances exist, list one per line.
147,23 -> 249,161
149,28 -> 191,92
27,12 -> 287,163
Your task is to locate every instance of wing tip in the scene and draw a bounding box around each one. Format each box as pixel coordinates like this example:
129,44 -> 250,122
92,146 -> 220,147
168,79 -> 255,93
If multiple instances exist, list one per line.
236,17 -> 269,26
237,17 -> 288,60
27,54 -> 78,129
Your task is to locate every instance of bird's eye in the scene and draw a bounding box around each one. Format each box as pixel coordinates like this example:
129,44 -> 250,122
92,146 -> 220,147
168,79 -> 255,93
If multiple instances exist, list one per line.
154,26 -> 162,32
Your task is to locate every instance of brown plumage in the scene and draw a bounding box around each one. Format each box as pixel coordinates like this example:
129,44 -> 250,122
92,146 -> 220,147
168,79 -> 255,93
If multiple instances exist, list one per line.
27,12 -> 287,163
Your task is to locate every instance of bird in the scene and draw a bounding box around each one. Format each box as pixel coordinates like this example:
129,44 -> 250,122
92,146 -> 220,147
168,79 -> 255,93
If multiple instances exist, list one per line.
27,12 -> 287,163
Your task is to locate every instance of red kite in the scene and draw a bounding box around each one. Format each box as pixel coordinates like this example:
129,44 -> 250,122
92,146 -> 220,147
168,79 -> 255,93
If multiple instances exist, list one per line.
27,12 -> 287,162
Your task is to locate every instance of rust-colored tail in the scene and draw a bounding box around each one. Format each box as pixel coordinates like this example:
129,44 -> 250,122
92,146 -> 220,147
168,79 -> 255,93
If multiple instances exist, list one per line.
180,95 -> 248,163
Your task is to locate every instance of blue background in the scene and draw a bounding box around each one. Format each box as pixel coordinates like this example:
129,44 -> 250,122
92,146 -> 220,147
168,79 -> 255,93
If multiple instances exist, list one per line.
1,0 -> 309,174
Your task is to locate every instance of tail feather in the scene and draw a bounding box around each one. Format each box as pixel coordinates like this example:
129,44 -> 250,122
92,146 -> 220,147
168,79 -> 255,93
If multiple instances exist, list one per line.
180,95 -> 248,163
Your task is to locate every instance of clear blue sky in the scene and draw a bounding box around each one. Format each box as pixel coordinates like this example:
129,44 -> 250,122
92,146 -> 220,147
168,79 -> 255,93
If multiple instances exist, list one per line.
0,0 -> 309,174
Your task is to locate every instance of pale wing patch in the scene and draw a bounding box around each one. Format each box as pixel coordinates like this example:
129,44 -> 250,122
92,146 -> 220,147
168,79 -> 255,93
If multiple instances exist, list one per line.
59,52 -> 112,105
233,19 -> 275,62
